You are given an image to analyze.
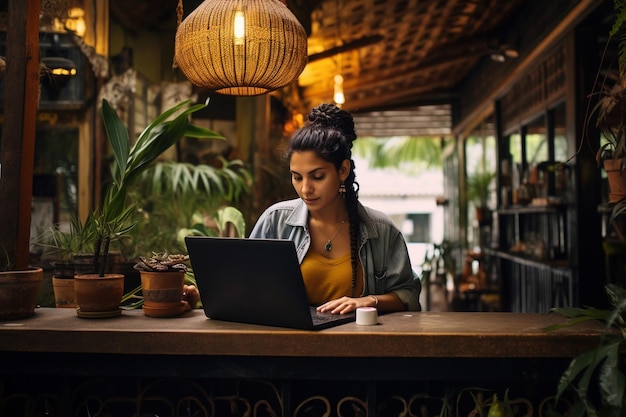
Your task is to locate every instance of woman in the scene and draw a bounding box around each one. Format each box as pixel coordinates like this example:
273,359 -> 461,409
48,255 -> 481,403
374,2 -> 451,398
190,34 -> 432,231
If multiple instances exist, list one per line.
249,103 -> 421,314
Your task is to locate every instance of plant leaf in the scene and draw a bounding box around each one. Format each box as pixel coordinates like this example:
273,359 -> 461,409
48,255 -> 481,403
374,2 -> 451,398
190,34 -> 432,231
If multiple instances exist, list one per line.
101,99 -> 130,182
185,124 -> 226,139
215,206 -> 246,237
598,340 -> 625,407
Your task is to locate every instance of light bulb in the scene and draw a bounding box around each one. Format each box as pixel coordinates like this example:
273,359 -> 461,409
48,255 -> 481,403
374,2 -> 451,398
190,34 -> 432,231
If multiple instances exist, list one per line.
334,90 -> 345,105
333,74 -> 345,105
66,7 -> 86,37
234,11 -> 245,45
51,68 -> 77,76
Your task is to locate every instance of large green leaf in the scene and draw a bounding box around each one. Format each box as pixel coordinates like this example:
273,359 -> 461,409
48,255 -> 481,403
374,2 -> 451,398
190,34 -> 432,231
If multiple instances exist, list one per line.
598,340 -> 625,407
215,206 -> 246,237
101,99 -> 130,182
185,124 -> 226,139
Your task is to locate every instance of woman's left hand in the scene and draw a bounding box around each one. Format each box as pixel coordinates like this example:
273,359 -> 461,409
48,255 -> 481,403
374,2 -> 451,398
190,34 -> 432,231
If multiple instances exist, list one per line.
316,296 -> 375,315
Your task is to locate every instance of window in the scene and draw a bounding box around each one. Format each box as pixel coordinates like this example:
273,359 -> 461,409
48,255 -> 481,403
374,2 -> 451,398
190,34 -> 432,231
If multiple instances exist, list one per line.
404,213 -> 431,243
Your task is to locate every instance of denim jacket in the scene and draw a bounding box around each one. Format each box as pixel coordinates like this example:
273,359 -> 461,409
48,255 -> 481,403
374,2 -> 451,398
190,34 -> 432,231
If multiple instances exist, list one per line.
249,199 -> 422,311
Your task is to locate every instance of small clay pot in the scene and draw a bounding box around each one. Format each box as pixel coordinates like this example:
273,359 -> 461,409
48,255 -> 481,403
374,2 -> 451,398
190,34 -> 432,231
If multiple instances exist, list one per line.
74,273 -> 124,318
140,270 -> 186,317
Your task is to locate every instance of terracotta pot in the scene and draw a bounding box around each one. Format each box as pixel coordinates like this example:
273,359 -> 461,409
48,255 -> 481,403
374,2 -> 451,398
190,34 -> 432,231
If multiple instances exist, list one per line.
603,158 -> 626,203
0,267 -> 43,320
52,277 -> 76,308
50,261 -> 74,278
140,270 -> 186,317
74,273 -> 124,318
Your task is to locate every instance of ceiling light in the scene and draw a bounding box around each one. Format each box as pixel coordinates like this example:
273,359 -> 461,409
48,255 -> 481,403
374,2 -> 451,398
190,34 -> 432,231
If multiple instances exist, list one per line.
503,48 -> 519,59
41,57 -> 77,78
40,56 -> 77,96
333,74 -> 345,106
490,53 -> 506,63
174,0 -> 308,96
65,7 -> 86,37
333,0 -> 345,107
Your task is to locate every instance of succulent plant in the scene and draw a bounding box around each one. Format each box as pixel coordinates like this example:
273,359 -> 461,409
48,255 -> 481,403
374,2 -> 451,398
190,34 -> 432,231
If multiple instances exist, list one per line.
134,252 -> 189,272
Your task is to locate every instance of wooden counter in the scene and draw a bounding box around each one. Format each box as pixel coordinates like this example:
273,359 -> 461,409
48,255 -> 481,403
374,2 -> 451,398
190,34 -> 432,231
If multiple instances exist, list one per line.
0,308 -> 603,358
0,308 -> 606,416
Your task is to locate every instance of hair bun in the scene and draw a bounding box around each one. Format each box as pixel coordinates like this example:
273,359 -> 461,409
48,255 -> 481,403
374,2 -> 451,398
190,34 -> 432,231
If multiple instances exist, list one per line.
308,103 -> 357,142
308,104 -> 336,126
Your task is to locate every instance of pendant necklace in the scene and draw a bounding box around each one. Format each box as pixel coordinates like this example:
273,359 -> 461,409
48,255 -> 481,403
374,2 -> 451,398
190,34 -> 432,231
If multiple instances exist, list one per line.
324,216 -> 348,252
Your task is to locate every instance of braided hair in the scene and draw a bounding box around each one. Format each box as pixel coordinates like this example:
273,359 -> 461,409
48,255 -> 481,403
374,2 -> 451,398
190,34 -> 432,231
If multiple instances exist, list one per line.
286,103 -> 361,294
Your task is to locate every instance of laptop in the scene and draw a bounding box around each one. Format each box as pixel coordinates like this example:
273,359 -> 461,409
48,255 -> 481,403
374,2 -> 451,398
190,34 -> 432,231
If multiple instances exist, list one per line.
184,236 -> 356,330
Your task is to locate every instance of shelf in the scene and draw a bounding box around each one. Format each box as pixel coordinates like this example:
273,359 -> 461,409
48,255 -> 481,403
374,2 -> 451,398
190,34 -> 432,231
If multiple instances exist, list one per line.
482,248 -> 570,271
497,204 -> 565,215
482,247 -> 575,312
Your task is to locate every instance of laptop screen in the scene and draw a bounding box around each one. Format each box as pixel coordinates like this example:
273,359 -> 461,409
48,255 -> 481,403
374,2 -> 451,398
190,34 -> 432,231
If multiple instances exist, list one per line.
185,236 -> 355,330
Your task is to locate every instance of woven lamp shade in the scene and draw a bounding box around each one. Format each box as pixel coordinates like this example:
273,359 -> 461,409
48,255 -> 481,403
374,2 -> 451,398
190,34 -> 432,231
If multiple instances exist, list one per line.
175,0 -> 308,96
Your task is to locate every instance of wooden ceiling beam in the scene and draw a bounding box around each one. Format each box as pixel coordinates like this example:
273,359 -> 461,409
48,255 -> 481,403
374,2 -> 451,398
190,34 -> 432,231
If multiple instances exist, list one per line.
307,35 -> 385,62
302,54 -> 474,98
303,77 -> 457,113
344,82 -> 458,113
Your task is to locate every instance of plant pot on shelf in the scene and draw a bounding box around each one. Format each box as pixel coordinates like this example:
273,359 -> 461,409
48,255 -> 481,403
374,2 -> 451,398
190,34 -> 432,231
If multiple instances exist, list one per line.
52,277 -> 76,308
74,273 -> 124,318
603,159 -> 626,203
0,267 -> 43,320
51,261 -> 74,278
140,270 -> 187,317
50,261 -> 76,308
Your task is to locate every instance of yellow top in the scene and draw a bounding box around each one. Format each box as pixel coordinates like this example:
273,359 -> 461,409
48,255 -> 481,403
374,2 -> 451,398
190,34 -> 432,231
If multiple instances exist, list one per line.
300,250 -> 364,305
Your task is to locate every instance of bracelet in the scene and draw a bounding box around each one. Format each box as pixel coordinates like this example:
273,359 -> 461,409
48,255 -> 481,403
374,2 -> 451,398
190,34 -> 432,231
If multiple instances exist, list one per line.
371,295 -> 379,306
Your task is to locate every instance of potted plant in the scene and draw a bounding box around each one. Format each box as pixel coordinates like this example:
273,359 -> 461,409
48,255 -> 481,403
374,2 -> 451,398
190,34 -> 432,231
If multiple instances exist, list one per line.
133,252 -> 195,317
119,205 -> 247,313
592,0 -> 626,205
592,1 -> 626,297
467,171 -> 495,224
73,97 -> 225,318
545,283 -> 625,417
593,79 -> 626,203
0,245 -> 43,320
34,215 -> 96,308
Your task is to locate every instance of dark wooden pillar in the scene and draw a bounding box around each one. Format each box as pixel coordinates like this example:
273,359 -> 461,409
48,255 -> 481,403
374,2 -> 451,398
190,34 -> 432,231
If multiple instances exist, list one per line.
0,0 -> 40,270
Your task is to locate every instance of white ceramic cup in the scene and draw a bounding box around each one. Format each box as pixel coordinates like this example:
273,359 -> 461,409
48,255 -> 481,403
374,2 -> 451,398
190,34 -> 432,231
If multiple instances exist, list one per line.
356,307 -> 378,325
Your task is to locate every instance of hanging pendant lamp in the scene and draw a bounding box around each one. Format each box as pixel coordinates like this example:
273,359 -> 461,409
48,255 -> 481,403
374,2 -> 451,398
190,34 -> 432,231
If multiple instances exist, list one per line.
174,0 -> 308,96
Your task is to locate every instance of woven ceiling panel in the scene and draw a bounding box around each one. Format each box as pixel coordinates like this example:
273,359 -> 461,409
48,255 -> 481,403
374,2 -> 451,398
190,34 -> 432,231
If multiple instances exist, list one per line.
299,0 -> 526,113
110,0 -> 527,120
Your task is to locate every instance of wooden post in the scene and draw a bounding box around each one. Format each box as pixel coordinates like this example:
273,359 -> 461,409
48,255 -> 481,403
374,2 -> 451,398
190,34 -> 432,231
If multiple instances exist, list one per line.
0,0 -> 40,270
236,95 -> 270,225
